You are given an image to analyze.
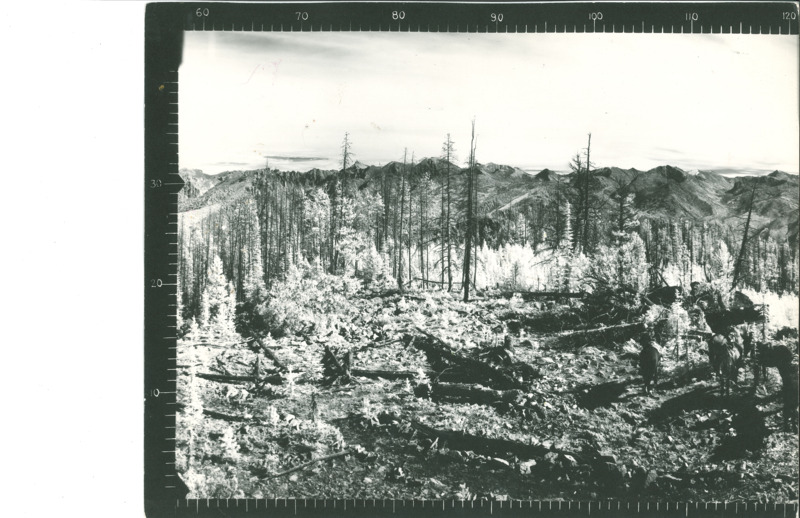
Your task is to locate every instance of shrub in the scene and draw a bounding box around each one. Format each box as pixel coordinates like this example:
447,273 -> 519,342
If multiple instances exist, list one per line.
262,260 -> 362,336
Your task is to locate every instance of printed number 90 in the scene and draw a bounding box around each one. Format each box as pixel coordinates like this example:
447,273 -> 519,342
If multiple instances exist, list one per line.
392,11 -> 405,20
491,13 -> 503,22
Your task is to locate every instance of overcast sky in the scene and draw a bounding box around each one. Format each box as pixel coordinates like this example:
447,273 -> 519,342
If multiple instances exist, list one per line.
180,31 -> 798,175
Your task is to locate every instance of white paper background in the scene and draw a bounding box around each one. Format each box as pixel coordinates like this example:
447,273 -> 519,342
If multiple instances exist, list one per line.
4,2 -> 144,517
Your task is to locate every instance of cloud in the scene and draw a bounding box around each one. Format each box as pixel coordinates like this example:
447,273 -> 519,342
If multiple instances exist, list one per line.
265,155 -> 328,162
180,32 -> 799,175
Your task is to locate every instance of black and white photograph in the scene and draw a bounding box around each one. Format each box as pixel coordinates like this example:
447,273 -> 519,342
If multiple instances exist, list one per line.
172,13 -> 799,502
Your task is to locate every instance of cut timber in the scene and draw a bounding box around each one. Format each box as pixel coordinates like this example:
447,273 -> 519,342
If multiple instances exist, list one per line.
254,337 -> 288,371
196,372 -> 283,385
550,322 -> 645,348
416,382 -> 523,404
409,328 -> 526,390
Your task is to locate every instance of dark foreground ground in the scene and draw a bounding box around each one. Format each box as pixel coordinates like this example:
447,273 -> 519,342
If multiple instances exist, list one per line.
175,290 -> 799,502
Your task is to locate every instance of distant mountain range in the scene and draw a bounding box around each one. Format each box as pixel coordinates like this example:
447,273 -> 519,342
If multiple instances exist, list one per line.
179,161 -> 799,247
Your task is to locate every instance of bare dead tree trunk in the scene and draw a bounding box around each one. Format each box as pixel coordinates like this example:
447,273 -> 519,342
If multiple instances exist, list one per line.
732,182 -> 757,290
444,135 -> 454,292
581,133 -> 592,254
419,169 -> 426,289
439,161 -> 445,289
408,153 -> 414,288
463,120 -> 476,303
398,149 -> 407,291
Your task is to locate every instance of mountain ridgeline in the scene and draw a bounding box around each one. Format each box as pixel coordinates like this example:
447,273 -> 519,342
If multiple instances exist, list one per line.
179,161 -> 799,248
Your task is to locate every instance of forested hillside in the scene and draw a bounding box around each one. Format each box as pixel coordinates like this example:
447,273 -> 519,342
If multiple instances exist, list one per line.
177,134 -> 798,324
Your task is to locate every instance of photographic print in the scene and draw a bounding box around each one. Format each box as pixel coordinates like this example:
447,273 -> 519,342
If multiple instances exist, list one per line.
167,5 -> 799,503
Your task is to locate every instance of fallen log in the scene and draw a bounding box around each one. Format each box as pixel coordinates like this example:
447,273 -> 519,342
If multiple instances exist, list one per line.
175,402 -> 253,422
409,328 -> 526,390
410,420 -> 558,460
549,321 -> 645,349
179,343 -> 232,349
264,450 -> 350,479
196,372 -> 283,385
416,382 -> 523,404
352,368 -> 425,381
202,408 -> 252,422
254,337 -> 289,371
350,368 -> 475,383
500,310 -> 586,333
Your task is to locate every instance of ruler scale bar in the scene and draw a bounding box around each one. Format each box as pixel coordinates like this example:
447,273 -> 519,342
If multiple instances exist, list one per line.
177,2 -> 797,35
